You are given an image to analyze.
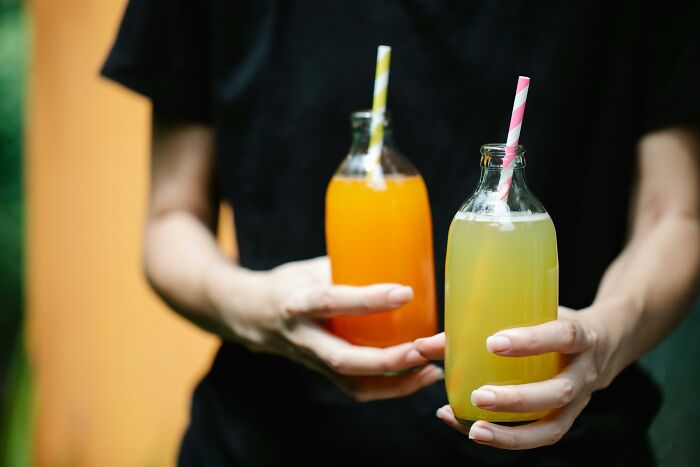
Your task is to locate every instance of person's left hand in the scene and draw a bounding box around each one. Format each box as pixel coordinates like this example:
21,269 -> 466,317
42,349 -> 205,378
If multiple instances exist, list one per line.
415,305 -> 621,450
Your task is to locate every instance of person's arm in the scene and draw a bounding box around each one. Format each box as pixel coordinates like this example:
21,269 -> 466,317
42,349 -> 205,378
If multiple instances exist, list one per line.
143,111 -> 443,401
416,124 -> 700,449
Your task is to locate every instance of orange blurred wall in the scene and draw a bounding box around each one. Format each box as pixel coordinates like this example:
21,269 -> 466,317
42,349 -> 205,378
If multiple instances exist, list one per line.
26,0 -> 225,465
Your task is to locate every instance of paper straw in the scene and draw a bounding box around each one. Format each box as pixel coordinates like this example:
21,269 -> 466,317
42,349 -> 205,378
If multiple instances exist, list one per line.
496,76 -> 530,200
366,45 -> 391,180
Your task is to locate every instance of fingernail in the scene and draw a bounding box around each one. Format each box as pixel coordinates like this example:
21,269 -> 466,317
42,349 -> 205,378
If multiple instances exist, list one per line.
387,286 -> 413,306
471,389 -> 497,407
486,334 -> 511,352
405,348 -> 426,365
435,407 -> 446,419
428,366 -> 444,381
469,423 -> 494,442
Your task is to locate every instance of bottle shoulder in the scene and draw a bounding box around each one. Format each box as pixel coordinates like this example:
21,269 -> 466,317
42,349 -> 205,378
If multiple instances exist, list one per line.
335,146 -> 419,177
458,184 -> 548,217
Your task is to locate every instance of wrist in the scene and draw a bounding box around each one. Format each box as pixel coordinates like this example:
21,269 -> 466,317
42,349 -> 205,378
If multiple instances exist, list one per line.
202,259 -> 274,340
582,293 -> 645,389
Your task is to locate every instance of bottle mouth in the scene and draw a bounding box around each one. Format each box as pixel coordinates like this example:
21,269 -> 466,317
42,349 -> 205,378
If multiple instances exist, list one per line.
351,110 -> 393,128
480,143 -> 525,157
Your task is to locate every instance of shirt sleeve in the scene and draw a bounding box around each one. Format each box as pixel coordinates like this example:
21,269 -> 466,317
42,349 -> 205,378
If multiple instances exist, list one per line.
640,1 -> 700,135
101,0 -> 212,123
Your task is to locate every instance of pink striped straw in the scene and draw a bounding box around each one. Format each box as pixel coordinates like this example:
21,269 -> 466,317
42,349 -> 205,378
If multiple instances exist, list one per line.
496,76 -> 530,200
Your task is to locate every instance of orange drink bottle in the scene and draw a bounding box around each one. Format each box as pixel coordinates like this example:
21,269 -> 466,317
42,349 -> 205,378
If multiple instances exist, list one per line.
325,111 -> 437,347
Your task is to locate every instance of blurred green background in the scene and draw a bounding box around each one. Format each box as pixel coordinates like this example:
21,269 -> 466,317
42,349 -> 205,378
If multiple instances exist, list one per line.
641,303 -> 700,465
0,0 -> 698,465
0,0 -> 29,465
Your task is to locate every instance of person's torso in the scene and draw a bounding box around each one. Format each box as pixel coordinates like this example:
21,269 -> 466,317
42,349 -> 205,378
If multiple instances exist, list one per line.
182,2 -> 659,465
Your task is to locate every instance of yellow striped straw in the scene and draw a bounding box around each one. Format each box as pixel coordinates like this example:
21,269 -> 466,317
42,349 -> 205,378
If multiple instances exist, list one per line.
366,45 -> 391,182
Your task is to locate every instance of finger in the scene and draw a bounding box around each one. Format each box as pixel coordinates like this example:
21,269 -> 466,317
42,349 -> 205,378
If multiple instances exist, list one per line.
435,405 -> 471,436
486,318 -> 597,357
287,284 -> 413,318
471,374 -> 579,413
284,339 -> 441,401
466,395 -> 591,450
290,322 -> 429,375
348,364 -> 444,402
414,332 -> 445,360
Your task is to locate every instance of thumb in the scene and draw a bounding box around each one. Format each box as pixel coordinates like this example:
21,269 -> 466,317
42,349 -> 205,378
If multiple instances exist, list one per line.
414,332 -> 445,361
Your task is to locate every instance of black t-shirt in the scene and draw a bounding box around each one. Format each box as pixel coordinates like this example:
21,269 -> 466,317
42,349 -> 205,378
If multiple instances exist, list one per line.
103,1 -> 700,465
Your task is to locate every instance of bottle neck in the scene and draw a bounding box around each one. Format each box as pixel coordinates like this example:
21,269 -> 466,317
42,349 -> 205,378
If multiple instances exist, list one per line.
457,144 -> 548,216
350,121 -> 395,155
475,155 -> 527,193
334,110 -> 418,178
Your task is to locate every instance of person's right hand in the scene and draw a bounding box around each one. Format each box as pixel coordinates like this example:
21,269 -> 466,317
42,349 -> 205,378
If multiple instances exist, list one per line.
208,256 -> 443,402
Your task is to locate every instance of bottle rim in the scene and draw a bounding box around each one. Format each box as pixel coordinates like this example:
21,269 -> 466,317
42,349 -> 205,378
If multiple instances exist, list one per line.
350,110 -> 393,126
480,143 -> 525,157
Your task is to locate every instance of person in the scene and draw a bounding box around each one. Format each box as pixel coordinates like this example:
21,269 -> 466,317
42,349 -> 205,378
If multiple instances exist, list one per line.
102,1 -> 700,465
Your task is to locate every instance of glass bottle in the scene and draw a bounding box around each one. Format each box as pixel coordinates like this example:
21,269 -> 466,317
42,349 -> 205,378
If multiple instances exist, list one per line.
445,144 -> 559,424
325,111 -> 437,347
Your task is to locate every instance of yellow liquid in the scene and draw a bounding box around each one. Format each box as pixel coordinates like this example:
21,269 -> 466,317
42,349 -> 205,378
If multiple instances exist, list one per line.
445,212 -> 559,423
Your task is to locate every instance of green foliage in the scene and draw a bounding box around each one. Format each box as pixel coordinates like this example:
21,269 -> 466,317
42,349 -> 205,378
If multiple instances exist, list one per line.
0,2 -> 29,466
0,0 -> 25,377
0,0 -> 22,14
1,342 -> 32,467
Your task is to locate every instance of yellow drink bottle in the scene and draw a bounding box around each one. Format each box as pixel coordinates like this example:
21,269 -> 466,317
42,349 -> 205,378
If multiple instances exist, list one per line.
445,144 -> 559,424
325,111 -> 437,347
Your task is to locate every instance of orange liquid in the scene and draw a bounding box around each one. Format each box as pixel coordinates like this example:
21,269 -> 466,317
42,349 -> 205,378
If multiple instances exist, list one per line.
325,175 -> 437,347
